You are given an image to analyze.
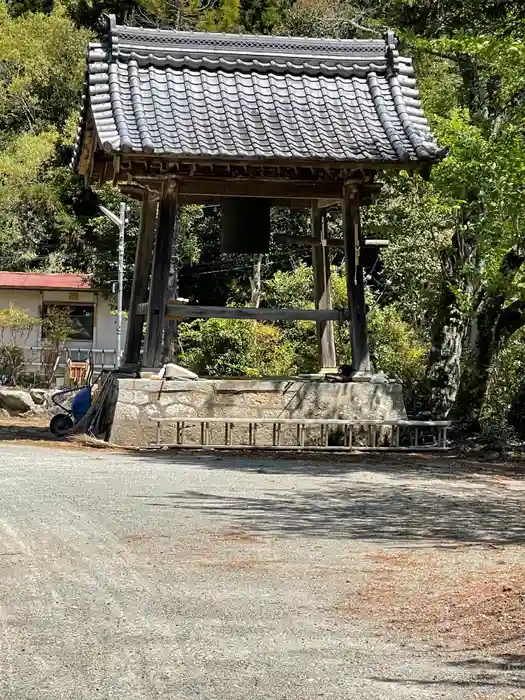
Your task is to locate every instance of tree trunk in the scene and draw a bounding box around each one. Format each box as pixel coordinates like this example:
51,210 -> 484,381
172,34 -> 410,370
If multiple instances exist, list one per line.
249,254 -> 263,308
425,222 -> 477,418
509,377 -> 525,439
458,248 -> 525,429
424,53 -> 490,418
460,297 -> 503,429
426,52 -> 518,422
426,297 -> 468,419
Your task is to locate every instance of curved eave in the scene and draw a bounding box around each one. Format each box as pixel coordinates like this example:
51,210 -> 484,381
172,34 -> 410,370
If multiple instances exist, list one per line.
71,26 -> 448,175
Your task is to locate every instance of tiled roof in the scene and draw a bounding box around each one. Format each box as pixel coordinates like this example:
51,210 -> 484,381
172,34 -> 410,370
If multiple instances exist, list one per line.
0,272 -> 91,290
72,16 -> 446,169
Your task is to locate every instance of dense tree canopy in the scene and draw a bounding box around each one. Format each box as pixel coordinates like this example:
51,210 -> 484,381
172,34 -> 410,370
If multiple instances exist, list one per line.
1,0 -> 525,431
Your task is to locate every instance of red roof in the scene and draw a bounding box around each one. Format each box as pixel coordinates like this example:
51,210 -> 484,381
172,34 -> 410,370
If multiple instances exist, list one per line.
0,272 -> 91,290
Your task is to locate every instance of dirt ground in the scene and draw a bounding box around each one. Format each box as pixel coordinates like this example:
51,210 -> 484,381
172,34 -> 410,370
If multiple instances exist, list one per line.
2,418 -> 525,698
0,415 -> 55,442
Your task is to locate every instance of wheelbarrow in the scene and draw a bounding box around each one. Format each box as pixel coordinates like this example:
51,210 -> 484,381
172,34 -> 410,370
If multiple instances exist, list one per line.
49,384 -> 93,437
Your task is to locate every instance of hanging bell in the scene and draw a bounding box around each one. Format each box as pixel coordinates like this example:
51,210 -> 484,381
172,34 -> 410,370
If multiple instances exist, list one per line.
220,198 -> 271,254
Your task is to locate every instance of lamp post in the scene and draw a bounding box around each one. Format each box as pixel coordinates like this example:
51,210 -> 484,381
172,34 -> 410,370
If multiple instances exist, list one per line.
99,202 -> 128,366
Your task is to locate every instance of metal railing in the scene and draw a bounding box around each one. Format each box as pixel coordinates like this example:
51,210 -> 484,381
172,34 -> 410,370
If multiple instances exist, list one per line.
150,417 -> 450,451
25,347 -> 118,372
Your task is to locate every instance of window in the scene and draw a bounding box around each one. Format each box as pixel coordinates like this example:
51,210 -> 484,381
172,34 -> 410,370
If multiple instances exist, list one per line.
42,304 -> 94,342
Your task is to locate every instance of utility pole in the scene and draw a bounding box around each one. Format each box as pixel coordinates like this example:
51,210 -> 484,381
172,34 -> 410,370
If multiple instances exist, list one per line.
99,202 -> 128,367
116,201 -> 126,364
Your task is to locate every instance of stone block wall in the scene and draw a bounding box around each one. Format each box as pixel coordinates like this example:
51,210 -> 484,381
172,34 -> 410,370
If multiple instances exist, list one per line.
109,378 -> 407,447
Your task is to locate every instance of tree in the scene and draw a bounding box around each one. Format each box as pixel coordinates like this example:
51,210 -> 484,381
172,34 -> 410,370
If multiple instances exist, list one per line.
41,305 -> 73,386
1,0 -> 525,433
0,306 -> 38,385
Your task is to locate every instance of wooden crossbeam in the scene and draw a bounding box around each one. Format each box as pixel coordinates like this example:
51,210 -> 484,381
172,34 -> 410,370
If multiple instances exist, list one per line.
178,178 -> 345,200
136,303 -> 346,322
273,235 -> 389,248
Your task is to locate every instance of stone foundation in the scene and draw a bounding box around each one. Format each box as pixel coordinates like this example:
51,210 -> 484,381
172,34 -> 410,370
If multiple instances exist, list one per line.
108,377 -> 407,447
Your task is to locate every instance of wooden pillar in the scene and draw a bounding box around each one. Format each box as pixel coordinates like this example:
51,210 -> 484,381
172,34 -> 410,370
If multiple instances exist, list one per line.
163,203 -> 180,364
143,189 -> 178,369
311,203 -> 337,371
122,192 -> 157,368
342,185 -> 371,377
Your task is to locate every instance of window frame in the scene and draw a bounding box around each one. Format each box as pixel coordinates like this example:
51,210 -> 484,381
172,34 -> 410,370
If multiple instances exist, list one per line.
41,303 -> 95,343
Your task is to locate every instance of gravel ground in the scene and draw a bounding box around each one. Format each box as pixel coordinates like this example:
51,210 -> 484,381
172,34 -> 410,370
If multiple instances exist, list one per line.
0,444 -> 524,700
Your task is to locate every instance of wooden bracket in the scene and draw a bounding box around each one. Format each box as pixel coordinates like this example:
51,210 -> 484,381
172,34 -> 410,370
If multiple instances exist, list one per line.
159,178 -> 179,201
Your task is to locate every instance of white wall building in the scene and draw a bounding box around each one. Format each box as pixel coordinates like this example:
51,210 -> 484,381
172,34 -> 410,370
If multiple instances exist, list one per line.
0,272 -> 127,373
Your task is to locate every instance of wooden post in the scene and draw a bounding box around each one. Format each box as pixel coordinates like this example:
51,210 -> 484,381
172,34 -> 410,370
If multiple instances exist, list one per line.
163,203 -> 180,364
311,203 -> 337,371
122,192 -> 157,368
143,188 -> 178,369
342,185 -> 371,377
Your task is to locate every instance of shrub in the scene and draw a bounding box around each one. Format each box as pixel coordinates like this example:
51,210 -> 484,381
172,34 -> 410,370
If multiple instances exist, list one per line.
0,305 -> 38,385
41,305 -> 73,386
368,304 -> 428,383
482,329 -> 525,433
0,344 -> 26,385
179,318 -> 297,377
177,268 -> 428,384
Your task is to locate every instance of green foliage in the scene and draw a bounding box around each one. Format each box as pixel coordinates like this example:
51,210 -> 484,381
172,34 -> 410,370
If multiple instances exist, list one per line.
41,304 -> 74,386
365,172 -> 451,327
0,0 -> 524,428
0,2 -> 95,274
41,304 -> 73,344
368,303 -> 428,386
0,304 -> 38,341
240,0 -> 280,33
482,330 -> 525,432
0,305 -> 38,384
265,263 -> 313,309
0,344 -> 26,385
0,2 -> 88,133
197,0 -> 240,31
179,318 -> 297,377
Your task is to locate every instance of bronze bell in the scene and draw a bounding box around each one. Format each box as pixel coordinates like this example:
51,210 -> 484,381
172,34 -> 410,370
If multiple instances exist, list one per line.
220,198 -> 271,254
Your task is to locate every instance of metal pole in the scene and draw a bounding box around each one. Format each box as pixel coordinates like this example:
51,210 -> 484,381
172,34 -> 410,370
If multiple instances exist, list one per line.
116,202 -> 126,365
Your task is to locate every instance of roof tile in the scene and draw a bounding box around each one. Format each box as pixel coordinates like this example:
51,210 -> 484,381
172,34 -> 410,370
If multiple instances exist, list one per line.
72,17 -> 447,170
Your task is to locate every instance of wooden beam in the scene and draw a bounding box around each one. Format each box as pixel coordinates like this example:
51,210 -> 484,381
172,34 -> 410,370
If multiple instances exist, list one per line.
317,199 -> 341,209
275,234 -> 344,248
122,193 -> 157,368
142,190 -> 178,368
363,239 -> 389,247
172,178 -> 345,200
274,235 -> 389,248
136,303 -> 345,323
120,179 -> 380,207
311,204 -> 337,370
132,195 -> 313,209
342,185 -> 371,376
120,184 -> 160,202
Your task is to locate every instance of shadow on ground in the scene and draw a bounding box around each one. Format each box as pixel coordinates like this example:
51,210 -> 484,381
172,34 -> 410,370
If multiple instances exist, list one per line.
369,654 -> 525,690
130,472 -> 525,545
0,418 -> 57,444
136,447 -> 525,480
